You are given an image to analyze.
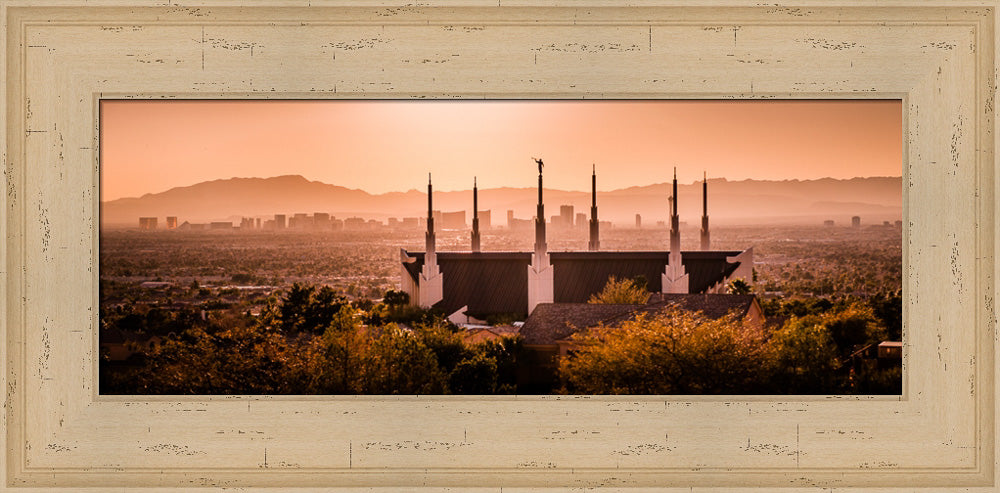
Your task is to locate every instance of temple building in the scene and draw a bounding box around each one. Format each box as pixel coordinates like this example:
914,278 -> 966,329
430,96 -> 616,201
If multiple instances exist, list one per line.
399,162 -> 753,323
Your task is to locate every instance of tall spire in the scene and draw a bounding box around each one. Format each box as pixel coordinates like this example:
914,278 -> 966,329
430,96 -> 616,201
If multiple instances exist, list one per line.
662,167 -> 689,293
527,158 -> 553,314
669,167 -> 680,254
588,163 -> 600,251
426,173 -> 435,258
700,171 -> 710,250
533,158 -> 546,255
419,172 -> 443,307
471,177 -> 481,252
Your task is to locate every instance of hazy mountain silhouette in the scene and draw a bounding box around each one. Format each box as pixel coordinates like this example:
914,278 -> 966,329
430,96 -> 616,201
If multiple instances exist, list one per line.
101,175 -> 902,227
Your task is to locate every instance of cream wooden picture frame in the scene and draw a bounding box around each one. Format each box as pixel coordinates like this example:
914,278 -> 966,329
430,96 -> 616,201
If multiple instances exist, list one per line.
2,1 -> 997,490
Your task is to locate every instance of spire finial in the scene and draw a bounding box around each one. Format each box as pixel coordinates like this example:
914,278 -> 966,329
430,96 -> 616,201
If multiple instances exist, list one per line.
704,170 -> 707,182
428,172 -> 432,185
673,167 -> 677,180
592,163 -> 596,174
474,176 -> 477,187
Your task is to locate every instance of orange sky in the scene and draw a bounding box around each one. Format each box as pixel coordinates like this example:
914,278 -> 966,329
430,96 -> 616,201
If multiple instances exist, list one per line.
100,100 -> 901,201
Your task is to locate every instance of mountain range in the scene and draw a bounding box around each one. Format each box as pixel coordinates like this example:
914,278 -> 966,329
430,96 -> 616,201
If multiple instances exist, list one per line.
101,174 -> 903,227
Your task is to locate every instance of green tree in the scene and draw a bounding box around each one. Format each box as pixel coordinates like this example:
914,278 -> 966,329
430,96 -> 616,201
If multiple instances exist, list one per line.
559,308 -> 771,394
726,278 -> 752,295
362,324 -> 447,394
473,336 -> 524,393
130,321 -> 304,394
765,315 -> 841,393
588,276 -> 649,304
449,352 -> 499,394
383,289 -> 410,306
413,318 -> 467,374
276,283 -> 349,334
822,303 -> 886,359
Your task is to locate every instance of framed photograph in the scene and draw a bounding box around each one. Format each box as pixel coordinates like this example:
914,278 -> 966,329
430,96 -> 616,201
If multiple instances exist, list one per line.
2,1 -> 996,490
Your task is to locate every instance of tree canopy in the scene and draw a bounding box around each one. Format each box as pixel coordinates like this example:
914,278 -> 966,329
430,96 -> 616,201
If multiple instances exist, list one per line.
588,276 -> 649,304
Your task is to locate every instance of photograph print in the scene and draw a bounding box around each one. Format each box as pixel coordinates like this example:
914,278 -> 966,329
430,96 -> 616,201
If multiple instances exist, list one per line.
99,99 -> 903,395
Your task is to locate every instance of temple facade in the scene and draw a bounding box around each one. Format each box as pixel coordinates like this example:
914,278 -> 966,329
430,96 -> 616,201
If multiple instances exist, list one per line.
399,163 -> 753,323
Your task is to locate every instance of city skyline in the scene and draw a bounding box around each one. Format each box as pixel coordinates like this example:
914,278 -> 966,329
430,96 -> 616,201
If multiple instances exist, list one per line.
100,100 -> 902,201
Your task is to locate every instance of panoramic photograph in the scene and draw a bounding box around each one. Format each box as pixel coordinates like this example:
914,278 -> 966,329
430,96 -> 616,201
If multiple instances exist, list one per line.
99,99 -> 903,395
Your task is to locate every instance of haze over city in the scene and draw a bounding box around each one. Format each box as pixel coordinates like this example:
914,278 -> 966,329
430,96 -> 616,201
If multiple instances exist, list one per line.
101,99 -> 902,201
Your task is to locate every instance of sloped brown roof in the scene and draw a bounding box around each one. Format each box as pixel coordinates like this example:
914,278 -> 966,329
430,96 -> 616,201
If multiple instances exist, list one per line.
520,303 -> 643,345
402,251 -> 532,318
521,294 -> 758,346
645,293 -> 757,320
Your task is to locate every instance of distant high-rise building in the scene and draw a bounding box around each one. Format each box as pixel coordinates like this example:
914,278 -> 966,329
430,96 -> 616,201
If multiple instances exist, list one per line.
507,210 -> 515,229
852,216 -> 861,228
576,212 -> 587,228
255,218 -> 261,229
824,220 -> 835,227
314,212 -> 330,229
344,217 -> 366,230
389,217 -> 400,228
402,217 -> 419,229
293,213 -> 311,230
480,210 -> 491,230
331,218 -> 344,230
440,211 -> 466,230
166,216 -> 178,229
139,217 -> 157,230
274,214 -> 286,229
210,221 -> 233,230
559,205 -> 573,228
635,214 -> 642,228
894,220 -> 903,228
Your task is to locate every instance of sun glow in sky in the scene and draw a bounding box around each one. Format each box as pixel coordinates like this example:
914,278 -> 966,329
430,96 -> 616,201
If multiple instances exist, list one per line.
101,100 -> 902,201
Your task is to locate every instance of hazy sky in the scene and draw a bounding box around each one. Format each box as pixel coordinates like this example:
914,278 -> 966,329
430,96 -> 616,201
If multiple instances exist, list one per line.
101,100 -> 901,201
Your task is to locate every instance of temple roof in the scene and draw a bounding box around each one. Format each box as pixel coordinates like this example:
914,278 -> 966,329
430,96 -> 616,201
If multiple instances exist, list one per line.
402,249 -> 745,316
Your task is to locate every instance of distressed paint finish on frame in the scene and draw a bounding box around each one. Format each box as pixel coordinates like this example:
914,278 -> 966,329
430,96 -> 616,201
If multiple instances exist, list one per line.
1,1 -> 997,490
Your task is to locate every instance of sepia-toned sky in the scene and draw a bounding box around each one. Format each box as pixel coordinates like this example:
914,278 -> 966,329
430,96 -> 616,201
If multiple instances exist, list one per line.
101,100 -> 901,201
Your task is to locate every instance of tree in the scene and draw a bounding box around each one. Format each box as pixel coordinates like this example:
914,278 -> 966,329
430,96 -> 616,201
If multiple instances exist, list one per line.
276,283 -> 349,334
822,303 -> 886,359
362,324 -> 447,394
558,307 -> 771,394
726,278 -> 752,295
588,276 -> 649,304
765,315 -> 841,393
449,352 -> 499,394
472,336 -> 524,393
413,318 -> 466,375
383,289 -> 410,306
129,321 -> 305,395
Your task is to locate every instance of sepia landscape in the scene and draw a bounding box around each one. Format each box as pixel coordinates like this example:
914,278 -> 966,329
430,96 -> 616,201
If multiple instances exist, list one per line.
100,100 -> 903,395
